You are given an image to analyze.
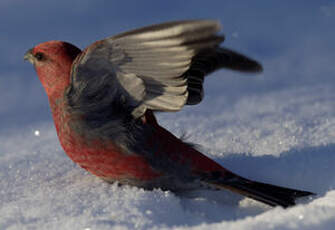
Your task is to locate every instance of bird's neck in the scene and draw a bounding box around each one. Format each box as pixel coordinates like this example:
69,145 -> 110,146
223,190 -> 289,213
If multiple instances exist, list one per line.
41,69 -> 72,139
38,72 -> 70,101
35,60 -> 73,134
48,92 -> 68,134
45,77 -> 70,131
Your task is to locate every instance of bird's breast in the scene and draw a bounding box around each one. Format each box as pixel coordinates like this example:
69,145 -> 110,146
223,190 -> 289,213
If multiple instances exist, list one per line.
49,98 -> 161,183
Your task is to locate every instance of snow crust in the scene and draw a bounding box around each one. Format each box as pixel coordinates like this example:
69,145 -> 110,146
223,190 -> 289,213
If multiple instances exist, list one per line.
1,83 -> 335,230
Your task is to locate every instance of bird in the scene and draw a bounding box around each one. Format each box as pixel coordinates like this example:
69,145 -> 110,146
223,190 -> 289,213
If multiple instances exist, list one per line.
24,19 -> 314,207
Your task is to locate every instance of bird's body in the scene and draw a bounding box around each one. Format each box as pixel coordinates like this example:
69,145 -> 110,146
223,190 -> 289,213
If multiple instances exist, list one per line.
25,20 -> 313,207
51,84 -> 227,190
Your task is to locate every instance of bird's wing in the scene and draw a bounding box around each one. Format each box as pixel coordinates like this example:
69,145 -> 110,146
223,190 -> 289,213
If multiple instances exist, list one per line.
67,20 -> 224,119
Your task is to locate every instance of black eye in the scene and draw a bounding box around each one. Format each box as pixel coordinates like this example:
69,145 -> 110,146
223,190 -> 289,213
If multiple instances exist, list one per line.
35,52 -> 45,61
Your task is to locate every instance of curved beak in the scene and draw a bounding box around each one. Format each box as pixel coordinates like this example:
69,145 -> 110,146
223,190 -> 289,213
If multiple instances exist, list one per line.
24,48 -> 34,64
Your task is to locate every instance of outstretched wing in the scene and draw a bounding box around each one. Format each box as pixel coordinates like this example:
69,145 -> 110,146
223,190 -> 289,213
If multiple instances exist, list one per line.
67,20 -> 225,119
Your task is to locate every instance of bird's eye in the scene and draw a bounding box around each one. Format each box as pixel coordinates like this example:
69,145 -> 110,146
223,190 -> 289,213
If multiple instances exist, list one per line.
35,52 -> 45,61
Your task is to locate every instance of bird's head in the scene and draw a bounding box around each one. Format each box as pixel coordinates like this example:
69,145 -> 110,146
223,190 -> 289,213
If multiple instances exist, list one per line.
24,41 -> 81,98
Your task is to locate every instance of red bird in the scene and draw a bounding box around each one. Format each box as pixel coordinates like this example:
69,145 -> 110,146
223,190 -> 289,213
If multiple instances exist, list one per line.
24,20 -> 313,207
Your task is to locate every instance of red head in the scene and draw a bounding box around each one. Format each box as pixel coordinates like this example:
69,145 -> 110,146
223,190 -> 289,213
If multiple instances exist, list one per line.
24,41 -> 81,98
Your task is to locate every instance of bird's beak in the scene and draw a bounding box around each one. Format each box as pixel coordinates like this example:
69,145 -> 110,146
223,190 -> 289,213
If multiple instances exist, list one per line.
24,48 -> 34,64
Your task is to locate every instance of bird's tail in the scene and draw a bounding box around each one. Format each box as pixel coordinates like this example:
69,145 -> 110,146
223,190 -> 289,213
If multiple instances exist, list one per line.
205,172 -> 314,208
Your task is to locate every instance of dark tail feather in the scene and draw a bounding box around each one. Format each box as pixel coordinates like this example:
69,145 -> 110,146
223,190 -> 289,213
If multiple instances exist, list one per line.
208,174 -> 314,208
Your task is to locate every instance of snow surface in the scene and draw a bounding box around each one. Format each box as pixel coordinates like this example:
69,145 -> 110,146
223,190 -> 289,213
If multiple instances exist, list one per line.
1,82 -> 335,230
1,1 -> 335,229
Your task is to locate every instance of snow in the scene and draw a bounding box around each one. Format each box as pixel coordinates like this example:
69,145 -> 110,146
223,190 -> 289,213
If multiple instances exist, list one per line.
1,1 -> 335,229
1,82 -> 335,230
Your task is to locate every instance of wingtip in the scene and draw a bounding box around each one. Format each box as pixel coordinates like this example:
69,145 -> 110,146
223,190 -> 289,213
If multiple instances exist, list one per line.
251,60 -> 263,73
216,47 -> 264,73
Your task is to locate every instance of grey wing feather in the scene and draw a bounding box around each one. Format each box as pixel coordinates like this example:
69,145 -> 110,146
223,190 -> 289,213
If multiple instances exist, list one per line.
69,20 -> 224,119
184,47 -> 263,105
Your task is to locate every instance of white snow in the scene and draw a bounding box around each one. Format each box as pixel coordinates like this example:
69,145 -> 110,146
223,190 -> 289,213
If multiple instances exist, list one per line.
1,2 -> 335,228
1,80 -> 335,229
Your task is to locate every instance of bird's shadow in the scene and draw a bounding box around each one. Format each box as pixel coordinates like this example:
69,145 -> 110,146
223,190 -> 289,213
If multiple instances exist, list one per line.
138,144 -> 335,227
